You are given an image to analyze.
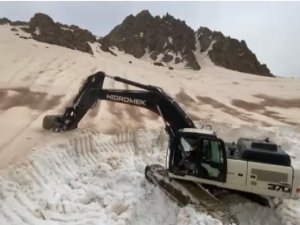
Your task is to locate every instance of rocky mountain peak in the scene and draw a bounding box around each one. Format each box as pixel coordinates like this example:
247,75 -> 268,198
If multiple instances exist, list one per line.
196,27 -> 272,76
135,10 -> 153,20
29,13 -> 56,29
100,10 -> 200,70
22,13 -> 96,54
0,17 -> 28,26
100,11 -> 272,76
0,17 -> 11,25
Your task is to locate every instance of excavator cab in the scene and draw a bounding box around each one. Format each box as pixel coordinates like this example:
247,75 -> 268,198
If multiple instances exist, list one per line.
169,129 -> 227,183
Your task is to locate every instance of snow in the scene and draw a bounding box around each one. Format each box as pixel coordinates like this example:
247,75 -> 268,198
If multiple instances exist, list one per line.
194,35 -> 216,68
1,126 -> 300,225
61,27 -> 73,32
0,24 -> 300,225
0,130 -> 221,225
34,27 -> 41,35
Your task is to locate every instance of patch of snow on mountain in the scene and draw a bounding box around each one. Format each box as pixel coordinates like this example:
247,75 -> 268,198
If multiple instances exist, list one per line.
34,27 -> 41,35
194,35 -> 215,68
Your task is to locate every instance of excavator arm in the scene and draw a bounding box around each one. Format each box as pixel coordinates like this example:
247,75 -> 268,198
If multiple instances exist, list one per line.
43,71 -> 195,136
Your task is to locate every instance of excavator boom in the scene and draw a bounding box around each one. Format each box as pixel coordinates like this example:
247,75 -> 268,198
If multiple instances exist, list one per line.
43,71 -> 195,135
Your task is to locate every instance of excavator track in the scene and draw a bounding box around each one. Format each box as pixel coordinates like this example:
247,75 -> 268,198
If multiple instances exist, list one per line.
145,164 -> 238,225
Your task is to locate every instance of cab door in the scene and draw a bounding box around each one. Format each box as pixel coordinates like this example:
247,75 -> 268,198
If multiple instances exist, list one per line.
196,138 -> 227,182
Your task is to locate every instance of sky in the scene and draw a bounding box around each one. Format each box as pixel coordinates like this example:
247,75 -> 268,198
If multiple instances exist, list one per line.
0,1 -> 299,78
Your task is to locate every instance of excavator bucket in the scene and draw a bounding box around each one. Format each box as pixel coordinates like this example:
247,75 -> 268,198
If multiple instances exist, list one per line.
42,71 -> 106,132
43,115 -> 57,130
42,115 -> 65,132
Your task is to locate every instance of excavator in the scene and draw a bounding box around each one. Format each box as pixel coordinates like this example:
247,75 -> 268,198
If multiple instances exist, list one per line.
43,71 -> 300,223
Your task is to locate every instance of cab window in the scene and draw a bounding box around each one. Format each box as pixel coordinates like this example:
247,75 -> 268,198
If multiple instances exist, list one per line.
202,139 -> 223,163
200,139 -> 225,179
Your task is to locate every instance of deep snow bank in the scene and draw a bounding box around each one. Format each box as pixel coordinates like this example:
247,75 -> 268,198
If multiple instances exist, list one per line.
0,129 -> 220,225
0,123 -> 300,225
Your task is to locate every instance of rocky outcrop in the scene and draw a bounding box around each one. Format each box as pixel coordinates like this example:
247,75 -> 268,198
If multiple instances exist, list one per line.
0,17 -> 11,25
100,10 -> 200,70
196,27 -> 273,76
100,10 -> 273,75
11,21 -> 28,26
23,13 -> 96,54
0,17 -> 28,26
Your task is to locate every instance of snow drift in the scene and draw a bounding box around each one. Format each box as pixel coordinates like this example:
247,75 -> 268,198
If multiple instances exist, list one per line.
0,124 -> 300,225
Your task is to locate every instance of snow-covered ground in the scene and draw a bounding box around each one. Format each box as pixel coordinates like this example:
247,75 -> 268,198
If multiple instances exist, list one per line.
1,24 -> 300,224
0,129 -> 223,225
1,126 -> 300,225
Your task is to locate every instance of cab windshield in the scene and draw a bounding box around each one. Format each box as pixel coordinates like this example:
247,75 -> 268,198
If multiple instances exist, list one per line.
179,135 -> 199,152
